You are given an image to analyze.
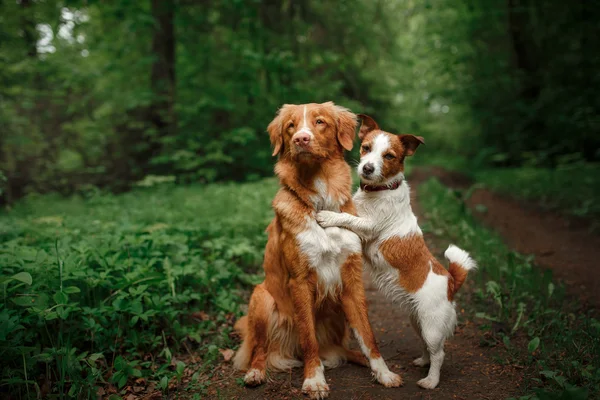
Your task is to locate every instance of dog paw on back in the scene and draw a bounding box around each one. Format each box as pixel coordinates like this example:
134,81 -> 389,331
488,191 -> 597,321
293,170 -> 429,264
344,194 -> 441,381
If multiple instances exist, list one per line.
315,211 -> 337,228
243,368 -> 266,386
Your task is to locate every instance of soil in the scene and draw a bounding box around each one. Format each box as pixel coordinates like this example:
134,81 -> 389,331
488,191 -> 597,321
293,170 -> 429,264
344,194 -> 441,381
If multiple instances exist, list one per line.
204,168 -> 525,400
419,166 -> 600,310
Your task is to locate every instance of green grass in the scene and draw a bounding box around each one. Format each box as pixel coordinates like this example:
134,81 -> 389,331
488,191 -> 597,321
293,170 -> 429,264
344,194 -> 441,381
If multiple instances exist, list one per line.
416,153 -> 600,227
474,165 -> 600,227
0,179 -> 278,398
419,178 -> 600,400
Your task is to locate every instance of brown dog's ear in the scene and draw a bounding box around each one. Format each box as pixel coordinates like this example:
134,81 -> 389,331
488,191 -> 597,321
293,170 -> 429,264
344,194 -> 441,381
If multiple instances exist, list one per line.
400,134 -> 425,156
267,105 -> 290,156
357,114 -> 379,140
335,106 -> 357,151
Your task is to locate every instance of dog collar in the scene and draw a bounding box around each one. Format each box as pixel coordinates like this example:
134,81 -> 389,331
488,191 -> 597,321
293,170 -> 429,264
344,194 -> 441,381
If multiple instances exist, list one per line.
360,179 -> 402,192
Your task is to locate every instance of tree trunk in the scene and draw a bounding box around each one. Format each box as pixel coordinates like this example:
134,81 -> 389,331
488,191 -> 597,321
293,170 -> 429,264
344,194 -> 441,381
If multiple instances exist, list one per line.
148,0 -> 176,161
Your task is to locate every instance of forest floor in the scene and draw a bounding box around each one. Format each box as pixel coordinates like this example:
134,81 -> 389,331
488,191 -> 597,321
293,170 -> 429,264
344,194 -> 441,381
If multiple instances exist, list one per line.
203,164 -> 600,400
4,166 -> 598,400
422,166 -> 600,309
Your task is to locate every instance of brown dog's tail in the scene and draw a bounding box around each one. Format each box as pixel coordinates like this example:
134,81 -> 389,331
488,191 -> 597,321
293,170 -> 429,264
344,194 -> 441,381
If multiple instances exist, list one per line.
444,245 -> 477,298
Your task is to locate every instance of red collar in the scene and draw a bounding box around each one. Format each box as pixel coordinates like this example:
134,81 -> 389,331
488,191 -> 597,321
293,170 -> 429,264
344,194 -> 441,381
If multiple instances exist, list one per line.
360,179 -> 402,192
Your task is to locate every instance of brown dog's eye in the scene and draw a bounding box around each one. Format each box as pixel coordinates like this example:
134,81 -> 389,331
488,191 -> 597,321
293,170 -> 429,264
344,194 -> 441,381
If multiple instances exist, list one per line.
361,145 -> 371,152
384,154 -> 395,160
288,122 -> 294,129
316,119 -> 324,125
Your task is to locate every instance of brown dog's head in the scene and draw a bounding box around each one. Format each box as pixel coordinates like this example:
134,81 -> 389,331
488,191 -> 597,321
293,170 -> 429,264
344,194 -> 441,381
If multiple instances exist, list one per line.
267,102 -> 357,163
356,114 -> 424,184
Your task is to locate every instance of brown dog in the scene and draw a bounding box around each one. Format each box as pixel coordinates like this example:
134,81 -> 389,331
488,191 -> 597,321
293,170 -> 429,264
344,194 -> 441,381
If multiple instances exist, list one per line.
233,103 -> 401,399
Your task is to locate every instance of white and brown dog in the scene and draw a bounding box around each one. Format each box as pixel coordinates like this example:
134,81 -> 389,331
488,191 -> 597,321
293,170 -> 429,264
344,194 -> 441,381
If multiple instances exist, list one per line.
316,115 -> 477,389
234,104 -> 401,399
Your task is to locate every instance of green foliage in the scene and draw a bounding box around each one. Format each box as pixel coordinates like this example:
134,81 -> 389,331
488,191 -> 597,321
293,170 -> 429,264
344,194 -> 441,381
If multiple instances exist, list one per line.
474,164 -> 600,226
0,0 -> 406,202
1,0 -> 598,202
0,179 -> 277,397
419,178 -> 600,398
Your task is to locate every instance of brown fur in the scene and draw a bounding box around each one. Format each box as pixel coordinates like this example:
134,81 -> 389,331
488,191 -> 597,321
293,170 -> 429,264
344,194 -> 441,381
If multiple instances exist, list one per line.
235,103 -> 385,390
379,235 -> 460,300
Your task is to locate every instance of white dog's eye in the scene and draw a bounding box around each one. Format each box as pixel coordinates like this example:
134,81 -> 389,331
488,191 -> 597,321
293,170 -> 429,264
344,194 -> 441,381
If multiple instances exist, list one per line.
361,145 -> 371,152
384,153 -> 395,160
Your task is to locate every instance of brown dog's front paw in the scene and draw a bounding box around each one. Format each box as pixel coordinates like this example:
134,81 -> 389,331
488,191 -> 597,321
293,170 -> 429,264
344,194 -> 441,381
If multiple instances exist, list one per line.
375,369 -> 403,387
243,368 -> 266,386
302,377 -> 330,399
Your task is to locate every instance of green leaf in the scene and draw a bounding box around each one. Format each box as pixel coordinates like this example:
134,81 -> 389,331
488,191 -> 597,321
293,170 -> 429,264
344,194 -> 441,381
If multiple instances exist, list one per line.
63,286 -> 81,294
528,337 -> 540,353
53,291 -> 69,304
89,353 -> 104,362
12,296 -> 35,307
45,312 -> 58,320
160,376 -> 169,390
11,272 -> 33,285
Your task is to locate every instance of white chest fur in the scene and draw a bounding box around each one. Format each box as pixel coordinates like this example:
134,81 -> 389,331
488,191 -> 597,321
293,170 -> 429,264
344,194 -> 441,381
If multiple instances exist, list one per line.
310,178 -> 347,211
298,179 -> 359,296
354,182 -> 422,306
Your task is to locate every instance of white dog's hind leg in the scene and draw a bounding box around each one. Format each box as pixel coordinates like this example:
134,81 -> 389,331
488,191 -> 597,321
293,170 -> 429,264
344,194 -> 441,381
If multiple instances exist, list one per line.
417,323 -> 446,389
410,316 -> 430,367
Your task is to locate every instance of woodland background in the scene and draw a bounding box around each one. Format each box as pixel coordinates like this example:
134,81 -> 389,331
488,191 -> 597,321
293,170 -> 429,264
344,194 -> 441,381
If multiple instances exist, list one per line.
2,0 -> 598,203
1,1 -> 599,399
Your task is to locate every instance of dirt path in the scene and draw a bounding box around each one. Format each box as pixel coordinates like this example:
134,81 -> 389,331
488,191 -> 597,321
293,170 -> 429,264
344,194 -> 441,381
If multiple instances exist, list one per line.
205,170 -> 522,400
420,166 -> 600,310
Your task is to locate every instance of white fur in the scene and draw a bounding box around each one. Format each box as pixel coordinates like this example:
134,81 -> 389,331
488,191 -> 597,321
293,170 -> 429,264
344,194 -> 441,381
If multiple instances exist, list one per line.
244,368 -> 266,386
445,244 -> 477,270
316,163 -> 476,389
352,329 -> 402,387
297,179 -> 361,298
302,363 -> 329,399
359,134 -> 390,182
297,105 -> 315,140
310,178 -> 346,211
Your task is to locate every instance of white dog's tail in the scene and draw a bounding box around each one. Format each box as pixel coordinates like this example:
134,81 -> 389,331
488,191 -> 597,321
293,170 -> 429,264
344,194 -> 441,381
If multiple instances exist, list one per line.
444,245 -> 477,298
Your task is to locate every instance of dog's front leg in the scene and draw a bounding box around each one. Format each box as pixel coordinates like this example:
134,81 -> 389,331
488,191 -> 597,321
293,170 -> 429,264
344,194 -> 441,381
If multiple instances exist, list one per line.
340,255 -> 403,388
290,278 -> 329,399
316,211 -> 375,240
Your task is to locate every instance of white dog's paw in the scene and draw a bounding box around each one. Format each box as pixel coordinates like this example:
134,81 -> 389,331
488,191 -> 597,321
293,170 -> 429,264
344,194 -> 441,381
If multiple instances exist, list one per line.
375,369 -> 403,387
417,376 -> 439,389
302,376 -> 330,399
316,211 -> 338,228
412,357 -> 430,367
243,368 -> 266,386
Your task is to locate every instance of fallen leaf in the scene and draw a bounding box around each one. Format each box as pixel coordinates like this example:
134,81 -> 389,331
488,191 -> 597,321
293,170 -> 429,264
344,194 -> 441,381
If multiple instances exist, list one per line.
219,348 -> 235,362
191,311 -> 209,321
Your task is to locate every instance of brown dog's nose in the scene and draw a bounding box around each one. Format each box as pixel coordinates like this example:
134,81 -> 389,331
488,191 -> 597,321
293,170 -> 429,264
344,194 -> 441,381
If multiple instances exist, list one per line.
292,132 -> 311,147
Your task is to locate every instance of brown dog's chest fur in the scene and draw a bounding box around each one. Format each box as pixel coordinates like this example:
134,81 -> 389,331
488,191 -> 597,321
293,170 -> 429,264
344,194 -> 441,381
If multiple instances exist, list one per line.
266,158 -> 357,300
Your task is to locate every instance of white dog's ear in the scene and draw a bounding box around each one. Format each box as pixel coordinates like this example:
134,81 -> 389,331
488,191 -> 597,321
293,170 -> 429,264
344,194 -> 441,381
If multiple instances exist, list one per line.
400,134 -> 425,156
357,114 -> 379,140
267,105 -> 291,156
335,105 -> 357,151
